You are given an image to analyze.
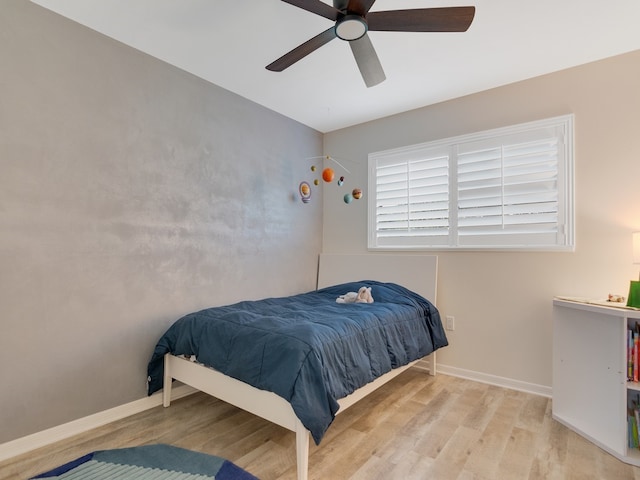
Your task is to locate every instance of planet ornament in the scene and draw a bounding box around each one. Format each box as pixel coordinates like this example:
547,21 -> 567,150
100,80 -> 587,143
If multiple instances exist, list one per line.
352,188 -> 362,200
343,193 -> 353,204
322,167 -> 335,183
299,181 -> 311,203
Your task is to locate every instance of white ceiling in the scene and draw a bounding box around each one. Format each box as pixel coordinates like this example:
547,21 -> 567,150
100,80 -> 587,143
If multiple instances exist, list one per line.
31,0 -> 640,133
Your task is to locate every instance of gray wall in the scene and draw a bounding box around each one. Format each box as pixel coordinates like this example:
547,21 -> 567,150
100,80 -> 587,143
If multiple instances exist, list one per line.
0,1 -> 323,443
323,50 -> 640,390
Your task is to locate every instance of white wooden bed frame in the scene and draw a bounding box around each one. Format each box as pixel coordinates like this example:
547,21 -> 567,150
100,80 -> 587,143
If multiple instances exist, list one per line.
162,254 -> 438,480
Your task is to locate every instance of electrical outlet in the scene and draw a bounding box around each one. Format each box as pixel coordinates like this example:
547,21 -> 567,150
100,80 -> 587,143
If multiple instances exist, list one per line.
445,315 -> 455,331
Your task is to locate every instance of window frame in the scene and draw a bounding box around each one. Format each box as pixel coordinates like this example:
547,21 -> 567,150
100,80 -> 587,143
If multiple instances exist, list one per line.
367,114 -> 575,252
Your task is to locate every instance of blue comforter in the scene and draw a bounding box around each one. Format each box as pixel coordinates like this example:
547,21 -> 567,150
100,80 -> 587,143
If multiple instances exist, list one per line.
147,281 -> 447,444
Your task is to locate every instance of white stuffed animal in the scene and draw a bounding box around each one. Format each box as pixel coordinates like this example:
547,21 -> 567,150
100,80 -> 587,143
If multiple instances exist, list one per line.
336,286 -> 374,304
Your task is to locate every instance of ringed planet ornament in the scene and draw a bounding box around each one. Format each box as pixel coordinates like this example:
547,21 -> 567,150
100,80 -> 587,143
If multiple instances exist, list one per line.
322,167 -> 335,183
299,181 -> 311,203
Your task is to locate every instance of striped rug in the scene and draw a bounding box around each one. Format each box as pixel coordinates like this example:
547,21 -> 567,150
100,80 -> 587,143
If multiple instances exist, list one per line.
30,444 -> 259,480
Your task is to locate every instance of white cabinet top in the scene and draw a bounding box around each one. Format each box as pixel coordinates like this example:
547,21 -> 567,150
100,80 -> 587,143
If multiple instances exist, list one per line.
554,297 -> 640,319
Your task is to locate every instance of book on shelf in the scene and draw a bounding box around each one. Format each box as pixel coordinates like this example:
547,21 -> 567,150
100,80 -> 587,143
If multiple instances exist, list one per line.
629,322 -> 640,383
631,414 -> 639,449
630,393 -> 640,449
633,329 -> 638,382
630,328 -> 634,382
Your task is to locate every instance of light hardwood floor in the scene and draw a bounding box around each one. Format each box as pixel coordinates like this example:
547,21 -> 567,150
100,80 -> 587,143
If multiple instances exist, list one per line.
2,369 -> 640,480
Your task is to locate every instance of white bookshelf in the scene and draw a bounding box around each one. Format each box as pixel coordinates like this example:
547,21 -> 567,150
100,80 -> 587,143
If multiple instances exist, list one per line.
553,298 -> 640,465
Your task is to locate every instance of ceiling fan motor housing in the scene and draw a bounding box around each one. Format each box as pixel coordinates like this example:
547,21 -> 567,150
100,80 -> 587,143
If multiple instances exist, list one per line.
335,14 -> 368,41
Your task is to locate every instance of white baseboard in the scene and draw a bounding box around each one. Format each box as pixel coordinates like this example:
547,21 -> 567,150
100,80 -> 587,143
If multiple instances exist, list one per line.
0,385 -> 196,463
436,363 -> 552,398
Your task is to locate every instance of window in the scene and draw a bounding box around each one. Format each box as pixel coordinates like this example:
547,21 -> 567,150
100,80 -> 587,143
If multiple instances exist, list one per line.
368,115 -> 574,251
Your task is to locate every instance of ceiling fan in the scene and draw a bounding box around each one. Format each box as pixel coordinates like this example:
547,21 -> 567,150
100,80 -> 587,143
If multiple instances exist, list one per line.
266,0 -> 476,88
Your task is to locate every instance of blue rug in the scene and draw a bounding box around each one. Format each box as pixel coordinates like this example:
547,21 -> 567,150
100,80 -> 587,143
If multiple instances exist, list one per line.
30,444 -> 259,479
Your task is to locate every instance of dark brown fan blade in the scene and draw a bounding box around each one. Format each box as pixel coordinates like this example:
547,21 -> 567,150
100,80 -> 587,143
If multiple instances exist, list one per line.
346,0 -> 376,16
266,27 -> 337,72
349,34 -> 385,88
281,0 -> 341,21
368,6 -> 475,32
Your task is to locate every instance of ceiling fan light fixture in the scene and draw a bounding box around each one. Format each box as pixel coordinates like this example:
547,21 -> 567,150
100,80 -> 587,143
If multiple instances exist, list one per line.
335,15 -> 367,41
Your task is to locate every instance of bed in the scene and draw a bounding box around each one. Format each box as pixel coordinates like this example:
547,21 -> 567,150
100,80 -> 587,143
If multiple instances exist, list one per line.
147,254 -> 444,480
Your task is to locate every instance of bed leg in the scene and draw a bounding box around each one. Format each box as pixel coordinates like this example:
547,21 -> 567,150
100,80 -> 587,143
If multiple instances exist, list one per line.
163,354 -> 172,408
427,352 -> 437,376
295,420 -> 309,480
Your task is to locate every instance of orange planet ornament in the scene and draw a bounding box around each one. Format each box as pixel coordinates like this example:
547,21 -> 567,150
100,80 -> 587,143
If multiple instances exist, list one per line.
352,188 -> 363,200
322,167 -> 335,183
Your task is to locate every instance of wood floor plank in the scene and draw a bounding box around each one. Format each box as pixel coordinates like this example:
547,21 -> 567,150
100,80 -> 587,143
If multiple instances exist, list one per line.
527,399 -> 568,480
428,425 -> 482,480
3,371 -> 640,480
495,425 -> 537,480
564,432 -> 603,480
516,394 -> 548,433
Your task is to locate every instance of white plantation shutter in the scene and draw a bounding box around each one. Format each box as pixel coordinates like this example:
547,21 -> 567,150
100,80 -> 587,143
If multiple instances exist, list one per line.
368,115 -> 574,250
372,145 -> 450,246
456,126 -> 565,247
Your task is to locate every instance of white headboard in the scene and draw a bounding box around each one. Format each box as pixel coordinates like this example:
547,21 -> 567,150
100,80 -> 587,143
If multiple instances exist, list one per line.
317,254 -> 438,305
